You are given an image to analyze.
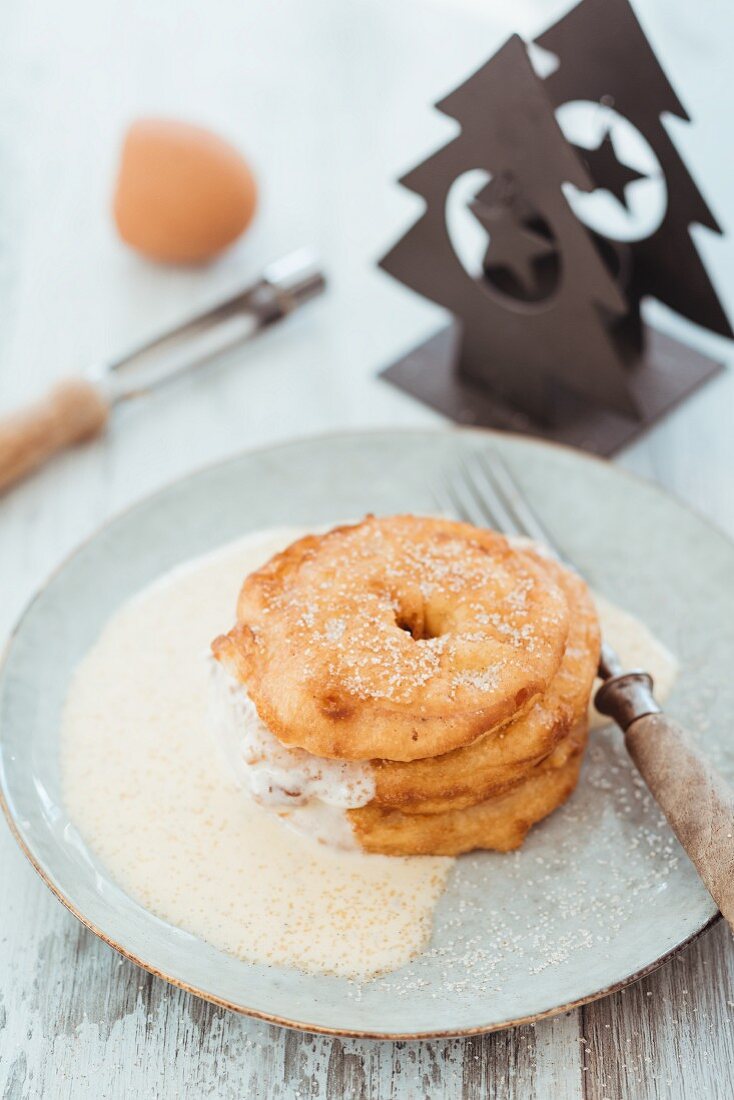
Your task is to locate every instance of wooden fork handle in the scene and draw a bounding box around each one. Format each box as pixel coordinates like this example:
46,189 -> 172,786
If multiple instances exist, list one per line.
0,378 -> 109,493
596,673 -> 734,931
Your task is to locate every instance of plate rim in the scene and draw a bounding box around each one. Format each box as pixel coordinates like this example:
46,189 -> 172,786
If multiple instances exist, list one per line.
0,424 -> 727,1039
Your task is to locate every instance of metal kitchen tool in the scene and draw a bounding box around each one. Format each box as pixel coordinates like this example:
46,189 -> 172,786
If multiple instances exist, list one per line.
0,250 -> 325,492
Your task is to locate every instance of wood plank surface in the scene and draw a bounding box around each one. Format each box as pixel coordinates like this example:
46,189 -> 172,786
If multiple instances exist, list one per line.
1,0 -> 733,1096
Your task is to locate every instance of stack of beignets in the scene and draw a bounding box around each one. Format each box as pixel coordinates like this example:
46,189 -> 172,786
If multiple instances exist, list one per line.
212,515 -> 601,856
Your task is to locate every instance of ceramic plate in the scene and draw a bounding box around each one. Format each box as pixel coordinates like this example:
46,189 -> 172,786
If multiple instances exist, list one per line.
2,429 -> 733,1038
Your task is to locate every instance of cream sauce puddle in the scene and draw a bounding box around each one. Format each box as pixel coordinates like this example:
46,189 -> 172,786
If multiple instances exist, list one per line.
61,525 -> 677,981
61,529 -> 452,981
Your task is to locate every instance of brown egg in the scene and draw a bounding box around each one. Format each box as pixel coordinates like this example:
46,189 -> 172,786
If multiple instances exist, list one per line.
113,119 -> 257,264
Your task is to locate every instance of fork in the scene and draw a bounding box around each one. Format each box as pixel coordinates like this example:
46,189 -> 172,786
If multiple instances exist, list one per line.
436,449 -> 734,933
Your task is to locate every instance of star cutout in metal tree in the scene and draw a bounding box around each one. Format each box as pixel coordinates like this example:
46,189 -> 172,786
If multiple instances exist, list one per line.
469,199 -> 555,292
573,129 -> 646,207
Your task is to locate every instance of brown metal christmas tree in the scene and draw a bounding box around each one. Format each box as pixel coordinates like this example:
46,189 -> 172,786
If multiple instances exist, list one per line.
379,0 -> 730,454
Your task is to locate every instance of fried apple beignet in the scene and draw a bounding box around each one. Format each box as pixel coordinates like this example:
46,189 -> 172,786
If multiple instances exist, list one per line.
213,516 -> 570,762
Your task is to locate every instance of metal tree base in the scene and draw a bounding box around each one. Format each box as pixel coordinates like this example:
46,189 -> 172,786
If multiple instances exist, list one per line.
380,321 -> 723,456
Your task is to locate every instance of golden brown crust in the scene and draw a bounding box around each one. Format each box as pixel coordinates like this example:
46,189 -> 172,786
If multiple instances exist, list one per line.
350,720 -> 588,855
212,516 -> 570,761
368,556 -> 600,813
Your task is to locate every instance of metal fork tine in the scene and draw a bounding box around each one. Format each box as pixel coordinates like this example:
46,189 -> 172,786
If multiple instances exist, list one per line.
432,477 -> 464,521
432,474 -> 462,521
435,448 -> 561,551
437,470 -> 489,528
461,455 -> 521,535
477,451 -> 558,551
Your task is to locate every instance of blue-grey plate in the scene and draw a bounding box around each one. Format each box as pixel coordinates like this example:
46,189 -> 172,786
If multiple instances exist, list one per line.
1,429 -> 733,1037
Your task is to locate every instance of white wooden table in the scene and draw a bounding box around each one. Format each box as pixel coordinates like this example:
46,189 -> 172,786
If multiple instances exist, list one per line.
1,0 -> 733,1095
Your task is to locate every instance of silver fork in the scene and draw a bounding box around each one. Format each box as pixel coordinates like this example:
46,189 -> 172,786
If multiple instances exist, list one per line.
436,448 -> 734,933
435,450 -> 624,679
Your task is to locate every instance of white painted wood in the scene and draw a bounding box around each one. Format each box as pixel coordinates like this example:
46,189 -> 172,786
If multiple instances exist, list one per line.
0,0 -> 733,1095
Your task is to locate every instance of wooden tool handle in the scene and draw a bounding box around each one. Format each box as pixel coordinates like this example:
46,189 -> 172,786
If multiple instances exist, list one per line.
626,714 -> 734,926
596,673 -> 734,931
0,379 -> 109,492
